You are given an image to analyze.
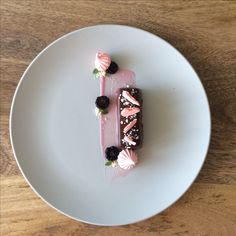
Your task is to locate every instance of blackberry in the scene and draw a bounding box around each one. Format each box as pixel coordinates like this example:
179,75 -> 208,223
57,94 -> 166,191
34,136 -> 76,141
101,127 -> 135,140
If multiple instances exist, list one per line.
105,146 -> 120,161
106,61 -> 119,74
95,96 -> 110,110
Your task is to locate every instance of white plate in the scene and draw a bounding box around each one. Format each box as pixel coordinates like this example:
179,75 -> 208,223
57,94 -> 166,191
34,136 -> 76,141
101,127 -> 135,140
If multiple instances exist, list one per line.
10,25 -> 211,226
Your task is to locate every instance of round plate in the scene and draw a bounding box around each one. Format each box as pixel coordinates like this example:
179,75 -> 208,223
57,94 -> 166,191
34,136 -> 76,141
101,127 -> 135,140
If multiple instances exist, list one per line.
10,25 -> 211,226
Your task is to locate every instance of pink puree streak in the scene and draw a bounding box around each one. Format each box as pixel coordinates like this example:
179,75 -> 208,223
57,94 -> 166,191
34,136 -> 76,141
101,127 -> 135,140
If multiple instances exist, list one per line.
99,76 -> 105,154
99,70 -> 136,159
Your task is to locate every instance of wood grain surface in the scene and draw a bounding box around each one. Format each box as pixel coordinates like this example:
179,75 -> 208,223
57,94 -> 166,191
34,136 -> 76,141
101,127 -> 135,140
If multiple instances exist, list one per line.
1,0 -> 236,235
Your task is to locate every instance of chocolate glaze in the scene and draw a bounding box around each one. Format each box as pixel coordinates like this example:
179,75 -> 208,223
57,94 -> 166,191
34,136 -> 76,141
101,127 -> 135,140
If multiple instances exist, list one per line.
118,88 -> 143,149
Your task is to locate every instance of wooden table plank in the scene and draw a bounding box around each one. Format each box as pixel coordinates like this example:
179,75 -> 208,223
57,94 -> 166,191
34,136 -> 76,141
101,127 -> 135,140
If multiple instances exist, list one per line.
1,0 -> 236,235
1,176 -> 236,236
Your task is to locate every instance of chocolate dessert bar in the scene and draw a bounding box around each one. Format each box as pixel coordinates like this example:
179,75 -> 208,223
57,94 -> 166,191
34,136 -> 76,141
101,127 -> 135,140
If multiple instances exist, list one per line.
118,88 -> 143,149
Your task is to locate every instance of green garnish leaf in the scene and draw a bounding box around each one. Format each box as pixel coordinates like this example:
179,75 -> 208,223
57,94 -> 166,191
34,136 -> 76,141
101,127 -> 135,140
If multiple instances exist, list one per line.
100,108 -> 108,115
95,73 -> 100,79
105,161 -> 112,166
93,68 -> 99,74
93,69 -> 101,79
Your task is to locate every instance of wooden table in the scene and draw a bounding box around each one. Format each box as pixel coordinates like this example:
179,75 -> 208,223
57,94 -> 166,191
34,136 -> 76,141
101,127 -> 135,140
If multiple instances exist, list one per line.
1,1 -> 236,235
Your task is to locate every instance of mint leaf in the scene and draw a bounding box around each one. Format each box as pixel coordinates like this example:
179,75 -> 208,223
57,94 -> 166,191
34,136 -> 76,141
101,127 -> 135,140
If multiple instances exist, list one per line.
105,161 -> 112,166
93,69 -> 101,79
100,108 -> 108,115
95,73 -> 100,79
93,68 -> 99,74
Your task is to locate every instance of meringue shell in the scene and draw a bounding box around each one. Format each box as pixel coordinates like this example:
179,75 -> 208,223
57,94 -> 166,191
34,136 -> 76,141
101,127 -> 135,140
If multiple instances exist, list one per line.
123,119 -> 137,133
122,90 -> 140,106
95,52 -> 111,71
121,107 -> 140,117
117,149 -> 138,170
124,136 -> 136,146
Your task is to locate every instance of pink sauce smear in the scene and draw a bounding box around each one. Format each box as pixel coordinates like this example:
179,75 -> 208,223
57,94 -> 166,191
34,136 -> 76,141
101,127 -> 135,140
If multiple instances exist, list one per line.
99,69 -> 136,179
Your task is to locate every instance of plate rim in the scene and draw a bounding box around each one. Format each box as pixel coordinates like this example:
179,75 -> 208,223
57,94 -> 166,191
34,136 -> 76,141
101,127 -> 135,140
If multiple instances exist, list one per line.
9,24 -> 211,226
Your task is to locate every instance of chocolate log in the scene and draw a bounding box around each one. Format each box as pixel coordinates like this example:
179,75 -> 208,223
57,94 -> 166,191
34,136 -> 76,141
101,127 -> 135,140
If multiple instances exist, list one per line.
118,88 -> 143,149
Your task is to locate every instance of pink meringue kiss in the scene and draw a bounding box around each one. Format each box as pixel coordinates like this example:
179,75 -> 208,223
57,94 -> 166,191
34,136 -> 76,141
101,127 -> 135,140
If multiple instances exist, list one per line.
121,107 -> 140,117
122,90 -> 140,106
95,52 -> 111,72
117,149 -> 138,170
124,136 -> 136,146
123,119 -> 137,133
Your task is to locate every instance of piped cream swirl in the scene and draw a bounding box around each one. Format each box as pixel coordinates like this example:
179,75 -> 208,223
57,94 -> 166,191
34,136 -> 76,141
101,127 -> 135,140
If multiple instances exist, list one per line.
117,149 -> 138,170
95,52 -> 111,71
